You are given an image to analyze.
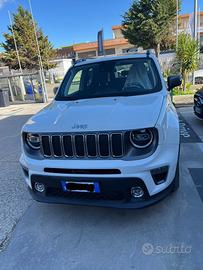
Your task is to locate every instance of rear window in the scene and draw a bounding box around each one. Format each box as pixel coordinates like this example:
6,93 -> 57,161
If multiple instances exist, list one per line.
56,58 -> 162,101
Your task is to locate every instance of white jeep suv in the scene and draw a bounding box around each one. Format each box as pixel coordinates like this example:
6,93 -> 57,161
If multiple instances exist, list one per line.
20,53 -> 182,208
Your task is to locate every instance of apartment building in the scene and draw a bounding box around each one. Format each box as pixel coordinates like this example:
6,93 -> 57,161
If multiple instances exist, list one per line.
73,12 -> 203,59
178,12 -> 203,43
73,36 -> 138,59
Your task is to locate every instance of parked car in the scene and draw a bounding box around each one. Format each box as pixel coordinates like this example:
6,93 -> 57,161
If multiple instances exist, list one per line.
194,88 -> 203,119
20,53 -> 181,208
188,69 -> 203,84
195,77 -> 203,85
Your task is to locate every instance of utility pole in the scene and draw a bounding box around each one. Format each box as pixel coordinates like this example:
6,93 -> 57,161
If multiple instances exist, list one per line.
194,0 -> 198,40
197,7 -> 201,66
8,11 -> 26,101
176,0 -> 179,51
28,0 -> 48,103
192,0 -> 198,85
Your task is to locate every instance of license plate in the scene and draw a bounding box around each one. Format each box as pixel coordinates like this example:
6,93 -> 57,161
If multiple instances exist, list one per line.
61,181 -> 100,193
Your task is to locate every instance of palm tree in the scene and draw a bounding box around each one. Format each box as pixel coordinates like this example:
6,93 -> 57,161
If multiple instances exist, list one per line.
176,33 -> 199,91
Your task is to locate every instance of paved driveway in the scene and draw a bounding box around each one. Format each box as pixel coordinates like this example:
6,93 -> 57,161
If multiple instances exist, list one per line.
0,104 -> 202,270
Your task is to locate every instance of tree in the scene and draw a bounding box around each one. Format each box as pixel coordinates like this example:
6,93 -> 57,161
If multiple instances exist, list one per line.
1,6 -> 56,70
160,27 -> 176,51
176,33 -> 199,91
122,0 -> 179,57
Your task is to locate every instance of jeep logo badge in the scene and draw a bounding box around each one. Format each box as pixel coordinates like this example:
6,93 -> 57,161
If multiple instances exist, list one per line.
72,124 -> 88,130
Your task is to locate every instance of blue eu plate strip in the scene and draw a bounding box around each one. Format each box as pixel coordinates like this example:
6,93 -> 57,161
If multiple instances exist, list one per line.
61,181 -> 100,193
94,182 -> 100,193
61,181 -> 67,192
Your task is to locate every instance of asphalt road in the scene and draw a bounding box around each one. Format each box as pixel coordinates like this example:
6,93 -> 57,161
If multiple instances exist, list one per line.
0,104 -> 203,270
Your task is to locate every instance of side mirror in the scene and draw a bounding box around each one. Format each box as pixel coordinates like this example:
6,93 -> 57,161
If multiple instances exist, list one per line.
167,75 -> 182,91
53,87 -> 58,95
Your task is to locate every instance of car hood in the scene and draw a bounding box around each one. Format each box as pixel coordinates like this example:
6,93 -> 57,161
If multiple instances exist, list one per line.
23,93 -> 165,133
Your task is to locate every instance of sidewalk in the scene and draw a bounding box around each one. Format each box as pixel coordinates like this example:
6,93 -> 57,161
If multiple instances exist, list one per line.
173,95 -> 194,107
0,102 -> 49,119
0,95 -> 193,115
0,102 -> 50,251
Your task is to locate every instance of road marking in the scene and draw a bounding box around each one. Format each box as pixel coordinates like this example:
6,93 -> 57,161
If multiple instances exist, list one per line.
178,114 -> 201,143
189,168 -> 203,203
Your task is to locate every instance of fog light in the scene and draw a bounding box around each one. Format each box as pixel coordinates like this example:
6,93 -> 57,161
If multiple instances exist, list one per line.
131,186 -> 144,198
34,182 -> 45,193
151,166 -> 169,185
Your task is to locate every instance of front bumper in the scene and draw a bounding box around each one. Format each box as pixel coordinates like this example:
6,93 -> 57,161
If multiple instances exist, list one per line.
20,142 -> 179,208
29,174 -> 175,209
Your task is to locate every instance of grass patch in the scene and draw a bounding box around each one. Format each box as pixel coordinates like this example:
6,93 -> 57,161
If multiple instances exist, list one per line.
172,88 -> 195,96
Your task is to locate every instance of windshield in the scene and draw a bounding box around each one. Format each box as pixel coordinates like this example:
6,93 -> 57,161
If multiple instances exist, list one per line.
56,58 -> 162,101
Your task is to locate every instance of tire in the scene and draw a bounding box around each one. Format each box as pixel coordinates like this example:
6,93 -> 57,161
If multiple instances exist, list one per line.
171,161 -> 179,192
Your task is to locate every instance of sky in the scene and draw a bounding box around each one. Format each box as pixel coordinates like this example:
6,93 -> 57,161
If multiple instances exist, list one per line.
0,0 -> 203,51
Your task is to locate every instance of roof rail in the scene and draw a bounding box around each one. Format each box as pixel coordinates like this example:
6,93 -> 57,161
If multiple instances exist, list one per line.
72,58 -> 87,65
72,57 -> 98,66
146,49 -> 151,57
146,49 -> 155,57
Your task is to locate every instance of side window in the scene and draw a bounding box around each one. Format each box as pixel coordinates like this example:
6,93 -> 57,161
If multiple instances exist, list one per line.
86,67 -> 94,88
123,60 -> 157,90
68,70 -> 82,94
144,61 -> 156,88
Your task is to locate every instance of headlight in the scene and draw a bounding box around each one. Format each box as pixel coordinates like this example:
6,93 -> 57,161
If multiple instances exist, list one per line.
26,133 -> 41,150
130,129 -> 154,149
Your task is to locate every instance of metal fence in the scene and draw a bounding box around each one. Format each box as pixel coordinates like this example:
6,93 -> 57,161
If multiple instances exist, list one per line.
0,71 -> 45,103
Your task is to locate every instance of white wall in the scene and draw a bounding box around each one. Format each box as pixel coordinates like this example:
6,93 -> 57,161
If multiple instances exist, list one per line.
49,59 -> 73,78
159,53 -> 176,71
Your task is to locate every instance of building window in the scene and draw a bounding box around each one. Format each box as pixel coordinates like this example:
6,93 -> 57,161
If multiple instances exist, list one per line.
77,51 -> 96,59
104,48 -> 116,55
200,36 -> 203,45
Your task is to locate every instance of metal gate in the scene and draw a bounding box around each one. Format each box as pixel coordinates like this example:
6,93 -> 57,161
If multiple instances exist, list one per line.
0,71 -> 45,103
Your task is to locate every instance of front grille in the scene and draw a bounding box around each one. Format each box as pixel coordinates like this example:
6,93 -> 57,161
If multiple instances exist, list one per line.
44,168 -> 121,174
41,132 -> 124,159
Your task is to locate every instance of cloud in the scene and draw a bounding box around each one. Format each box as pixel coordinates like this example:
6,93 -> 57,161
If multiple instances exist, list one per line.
0,0 -> 10,9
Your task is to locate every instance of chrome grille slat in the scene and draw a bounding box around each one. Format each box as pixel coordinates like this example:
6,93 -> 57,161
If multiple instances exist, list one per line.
49,136 -> 54,156
84,135 -> 88,157
60,135 -> 65,156
52,135 -> 62,157
72,135 -> 77,157
98,134 -> 110,157
95,134 -> 99,157
41,132 -> 125,159
86,134 -> 97,157
62,135 -> 73,157
75,135 -> 85,157
41,135 -> 52,157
